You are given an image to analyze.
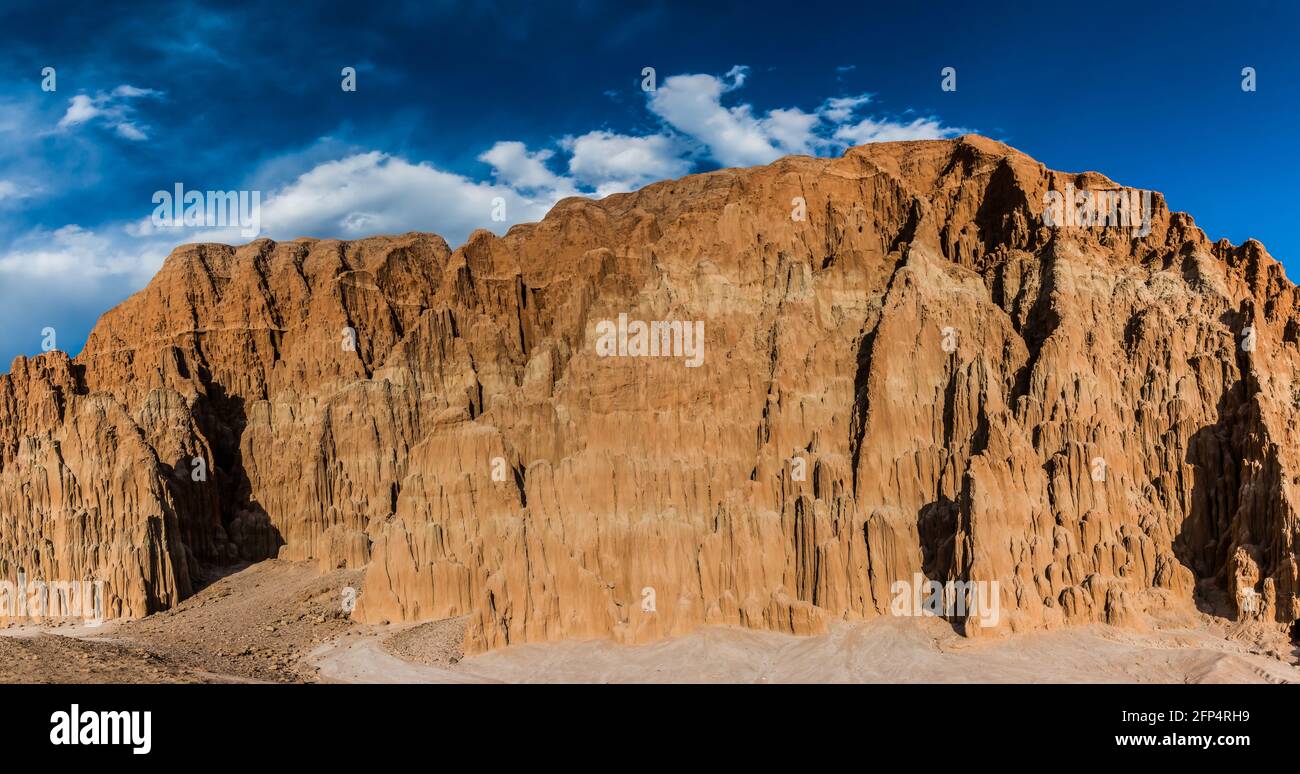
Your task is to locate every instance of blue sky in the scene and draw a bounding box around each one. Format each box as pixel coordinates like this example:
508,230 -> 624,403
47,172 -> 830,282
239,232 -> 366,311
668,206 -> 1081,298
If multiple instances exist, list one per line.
0,0 -> 1297,366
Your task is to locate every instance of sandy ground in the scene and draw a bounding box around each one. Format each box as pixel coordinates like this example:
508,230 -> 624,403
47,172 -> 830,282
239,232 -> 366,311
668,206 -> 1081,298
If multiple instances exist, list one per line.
1,560 -> 361,683
461,617 -> 1300,684
382,616 -> 468,667
312,635 -> 496,683
0,630 -> 240,683
3,559 -> 1297,684
113,561 -> 364,682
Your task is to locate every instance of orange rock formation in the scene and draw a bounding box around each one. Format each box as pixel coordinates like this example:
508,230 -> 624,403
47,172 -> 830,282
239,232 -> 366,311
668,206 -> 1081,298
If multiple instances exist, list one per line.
2,136 -> 1296,652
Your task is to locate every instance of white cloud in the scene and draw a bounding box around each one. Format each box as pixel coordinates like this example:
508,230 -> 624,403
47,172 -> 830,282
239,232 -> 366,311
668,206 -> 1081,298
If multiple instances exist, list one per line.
254,151 -> 562,245
833,115 -> 965,145
819,95 -> 871,123
0,224 -> 165,283
759,108 -> 823,156
0,225 -> 165,364
562,131 -> 691,196
646,68 -> 961,168
114,122 -> 148,141
723,65 -> 750,89
120,150 -> 571,248
58,95 -> 101,128
648,71 -> 782,167
57,85 -> 162,141
111,85 -> 158,99
478,141 -> 575,194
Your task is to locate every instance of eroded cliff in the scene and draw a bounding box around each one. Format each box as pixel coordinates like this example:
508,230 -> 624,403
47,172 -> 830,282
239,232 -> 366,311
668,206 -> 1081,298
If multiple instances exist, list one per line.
2,136 -> 1297,652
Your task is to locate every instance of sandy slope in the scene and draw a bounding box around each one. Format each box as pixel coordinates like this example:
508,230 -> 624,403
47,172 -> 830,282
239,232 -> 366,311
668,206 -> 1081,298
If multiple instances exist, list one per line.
4,560 -> 1296,684
312,636 -> 496,684
0,630 -> 238,683
457,618 -> 1300,684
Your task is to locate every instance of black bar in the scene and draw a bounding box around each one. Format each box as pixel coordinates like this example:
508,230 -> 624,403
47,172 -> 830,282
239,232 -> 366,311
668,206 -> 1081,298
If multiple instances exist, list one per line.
0,684 -> 1286,761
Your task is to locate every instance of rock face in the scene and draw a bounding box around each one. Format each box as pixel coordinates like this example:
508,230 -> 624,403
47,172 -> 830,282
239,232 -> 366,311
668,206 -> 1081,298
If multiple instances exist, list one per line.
1,136 -> 1297,651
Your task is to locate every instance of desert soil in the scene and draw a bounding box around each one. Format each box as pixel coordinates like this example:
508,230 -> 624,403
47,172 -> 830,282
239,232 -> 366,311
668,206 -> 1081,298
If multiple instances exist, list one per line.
2,560 -> 1297,684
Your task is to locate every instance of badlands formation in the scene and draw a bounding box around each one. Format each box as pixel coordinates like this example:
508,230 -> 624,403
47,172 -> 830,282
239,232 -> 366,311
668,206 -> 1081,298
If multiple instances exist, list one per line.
1,135 -> 1297,658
